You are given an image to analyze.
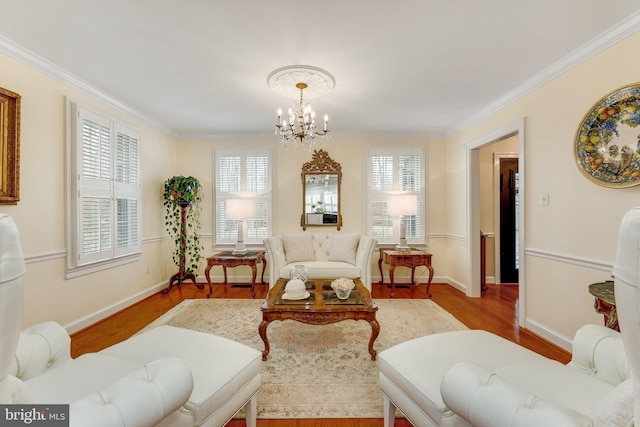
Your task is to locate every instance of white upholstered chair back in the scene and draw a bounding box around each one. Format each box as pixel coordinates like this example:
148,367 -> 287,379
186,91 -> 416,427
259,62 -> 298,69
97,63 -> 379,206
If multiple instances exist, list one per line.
0,214 -> 26,403
614,206 -> 640,424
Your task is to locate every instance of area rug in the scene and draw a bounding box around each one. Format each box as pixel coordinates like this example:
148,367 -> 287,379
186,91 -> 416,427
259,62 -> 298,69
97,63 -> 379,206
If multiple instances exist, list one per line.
141,298 -> 467,418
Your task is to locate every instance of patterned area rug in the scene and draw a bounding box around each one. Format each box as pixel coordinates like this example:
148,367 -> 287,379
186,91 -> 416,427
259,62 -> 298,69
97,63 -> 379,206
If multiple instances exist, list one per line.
141,298 -> 467,418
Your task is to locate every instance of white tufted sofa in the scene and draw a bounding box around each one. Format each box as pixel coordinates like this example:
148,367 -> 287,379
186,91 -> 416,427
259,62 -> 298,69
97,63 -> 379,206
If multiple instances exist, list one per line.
1,213 -> 262,427
377,207 -> 640,427
264,233 -> 377,290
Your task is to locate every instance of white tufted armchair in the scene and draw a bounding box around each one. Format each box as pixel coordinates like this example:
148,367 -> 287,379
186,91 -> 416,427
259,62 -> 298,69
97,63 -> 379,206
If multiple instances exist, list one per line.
378,207 -> 640,427
613,206 -> 640,425
4,212 -> 262,427
0,213 -> 27,403
0,213 -> 194,426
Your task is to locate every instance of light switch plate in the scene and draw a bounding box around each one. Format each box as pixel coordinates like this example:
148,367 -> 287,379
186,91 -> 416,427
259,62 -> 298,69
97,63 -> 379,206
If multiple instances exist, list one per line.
539,192 -> 549,207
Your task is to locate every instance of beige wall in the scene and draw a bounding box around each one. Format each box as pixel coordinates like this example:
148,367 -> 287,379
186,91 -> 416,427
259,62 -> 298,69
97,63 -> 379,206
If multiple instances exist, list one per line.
0,52 -> 178,331
446,31 -> 640,346
175,138 -> 449,285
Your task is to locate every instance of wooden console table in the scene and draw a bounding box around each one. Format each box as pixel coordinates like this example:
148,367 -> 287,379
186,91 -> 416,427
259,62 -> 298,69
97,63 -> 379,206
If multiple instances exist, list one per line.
378,248 -> 434,298
204,251 -> 266,298
588,280 -> 618,331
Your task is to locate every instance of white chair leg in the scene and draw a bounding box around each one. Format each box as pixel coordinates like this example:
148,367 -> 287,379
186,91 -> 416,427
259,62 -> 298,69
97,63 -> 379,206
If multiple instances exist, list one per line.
244,394 -> 257,427
383,394 -> 396,427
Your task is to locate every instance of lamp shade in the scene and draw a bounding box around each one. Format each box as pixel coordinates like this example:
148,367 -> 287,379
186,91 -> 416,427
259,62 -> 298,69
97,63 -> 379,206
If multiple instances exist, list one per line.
226,198 -> 257,219
388,194 -> 418,216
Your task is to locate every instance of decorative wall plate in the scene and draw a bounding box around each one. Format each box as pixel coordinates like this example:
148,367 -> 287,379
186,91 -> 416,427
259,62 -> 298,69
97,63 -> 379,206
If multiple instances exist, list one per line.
575,83 -> 640,188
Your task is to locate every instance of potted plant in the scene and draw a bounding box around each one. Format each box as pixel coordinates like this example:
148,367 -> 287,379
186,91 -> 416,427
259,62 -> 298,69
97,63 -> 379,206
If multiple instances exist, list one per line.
162,176 -> 204,293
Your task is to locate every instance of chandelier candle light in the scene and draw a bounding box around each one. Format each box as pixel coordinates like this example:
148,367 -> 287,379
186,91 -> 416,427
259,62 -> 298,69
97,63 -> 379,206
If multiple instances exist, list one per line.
268,65 -> 334,150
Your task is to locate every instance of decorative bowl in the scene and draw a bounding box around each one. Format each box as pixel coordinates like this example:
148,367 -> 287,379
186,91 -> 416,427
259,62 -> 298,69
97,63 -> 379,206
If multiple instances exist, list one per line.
331,278 -> 355,300
334,287 -> 352,300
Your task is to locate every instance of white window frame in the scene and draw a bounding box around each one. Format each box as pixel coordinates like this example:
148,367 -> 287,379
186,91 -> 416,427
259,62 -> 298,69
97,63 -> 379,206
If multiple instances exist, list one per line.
366,146 -> 426,246
66,101 -> 141,278
214,148 -> 273,246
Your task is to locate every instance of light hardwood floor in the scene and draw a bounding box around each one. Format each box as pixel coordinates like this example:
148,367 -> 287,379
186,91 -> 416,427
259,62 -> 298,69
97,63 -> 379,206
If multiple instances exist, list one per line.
71,281 -> 571,427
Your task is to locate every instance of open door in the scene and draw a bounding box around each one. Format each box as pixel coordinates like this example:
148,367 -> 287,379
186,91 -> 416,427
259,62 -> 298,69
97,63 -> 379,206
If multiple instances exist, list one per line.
499,158 -> 519,283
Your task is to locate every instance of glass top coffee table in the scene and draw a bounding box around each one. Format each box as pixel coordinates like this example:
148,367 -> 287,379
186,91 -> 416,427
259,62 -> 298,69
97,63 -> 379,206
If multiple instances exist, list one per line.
259,278 -> 380,360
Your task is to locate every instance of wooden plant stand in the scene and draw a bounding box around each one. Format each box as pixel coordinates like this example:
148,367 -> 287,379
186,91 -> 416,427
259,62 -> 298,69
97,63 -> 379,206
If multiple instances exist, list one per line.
162,201 -> 203,294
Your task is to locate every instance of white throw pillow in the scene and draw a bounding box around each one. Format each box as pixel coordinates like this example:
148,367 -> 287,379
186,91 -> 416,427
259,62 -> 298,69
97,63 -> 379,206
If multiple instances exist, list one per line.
595,378 -> 634,427
282,234 -> 315,264
329,234 -> 360,265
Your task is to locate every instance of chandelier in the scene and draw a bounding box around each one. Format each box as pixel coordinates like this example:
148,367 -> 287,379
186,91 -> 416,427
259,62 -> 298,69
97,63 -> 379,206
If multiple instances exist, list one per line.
268,65 -> 334,150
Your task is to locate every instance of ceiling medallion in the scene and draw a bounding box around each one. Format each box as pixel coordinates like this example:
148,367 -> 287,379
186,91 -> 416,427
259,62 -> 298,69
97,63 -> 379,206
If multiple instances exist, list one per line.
268,65 -> 334,150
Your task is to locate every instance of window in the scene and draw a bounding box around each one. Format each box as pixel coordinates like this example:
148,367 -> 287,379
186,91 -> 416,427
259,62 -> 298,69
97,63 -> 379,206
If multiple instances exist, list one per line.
67,102 -> 141,276
366,147 -> 426,245
214,148 -> 272,245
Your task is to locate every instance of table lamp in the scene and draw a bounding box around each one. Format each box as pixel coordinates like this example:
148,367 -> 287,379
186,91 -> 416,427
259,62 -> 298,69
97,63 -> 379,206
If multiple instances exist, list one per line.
388,194 -> 418,252
226,198 -> 257,255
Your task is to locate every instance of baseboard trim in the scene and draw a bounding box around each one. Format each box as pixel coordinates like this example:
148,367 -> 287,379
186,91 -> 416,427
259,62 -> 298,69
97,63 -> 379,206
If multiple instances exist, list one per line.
444,277 -> 467,294
524,318 -> 573,353
64,283 -> 167,334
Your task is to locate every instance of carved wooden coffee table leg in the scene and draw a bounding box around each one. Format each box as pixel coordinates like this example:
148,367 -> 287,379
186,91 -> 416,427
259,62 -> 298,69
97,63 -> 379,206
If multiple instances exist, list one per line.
259,319 -> 271,360
368,318 -> 380,360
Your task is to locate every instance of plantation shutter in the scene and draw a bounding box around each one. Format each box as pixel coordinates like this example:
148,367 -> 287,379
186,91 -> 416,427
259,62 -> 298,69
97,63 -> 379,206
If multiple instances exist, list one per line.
114,125 -> 141,257
74,105 -> 141,267
369,154 -> 394,239
399,153 -> 422,239
367,147 -> 426,245
77,109 -> 113,265
215,149 -> 272,244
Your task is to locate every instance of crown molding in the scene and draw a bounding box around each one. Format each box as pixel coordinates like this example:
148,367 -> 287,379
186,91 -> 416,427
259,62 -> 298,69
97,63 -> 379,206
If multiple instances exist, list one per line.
175,129 -> 448,141
0,34 -> 174,136
453,11 -> 640,135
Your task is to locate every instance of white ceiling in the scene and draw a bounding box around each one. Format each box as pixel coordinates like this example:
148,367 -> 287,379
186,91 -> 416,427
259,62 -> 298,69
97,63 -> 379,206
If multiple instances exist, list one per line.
1,1 -> 640,140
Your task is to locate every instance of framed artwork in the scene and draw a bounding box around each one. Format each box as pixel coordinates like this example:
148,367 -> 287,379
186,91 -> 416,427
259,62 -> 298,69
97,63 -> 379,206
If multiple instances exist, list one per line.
0,86 -> 21,204
575,83 -> 640,188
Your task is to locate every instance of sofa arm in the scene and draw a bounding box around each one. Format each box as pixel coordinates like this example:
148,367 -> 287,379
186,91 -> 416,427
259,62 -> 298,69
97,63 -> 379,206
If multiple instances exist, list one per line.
441,362 -> 594,427
568,324 -> 628,386
264,235 -> 286,288
70,357 -> 193,427
355,235 -> 377,291
11,321 -> 72,380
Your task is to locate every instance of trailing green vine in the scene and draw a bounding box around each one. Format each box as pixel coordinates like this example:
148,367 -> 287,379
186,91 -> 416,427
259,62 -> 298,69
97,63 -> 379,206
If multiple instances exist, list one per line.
163,176 -> 203,275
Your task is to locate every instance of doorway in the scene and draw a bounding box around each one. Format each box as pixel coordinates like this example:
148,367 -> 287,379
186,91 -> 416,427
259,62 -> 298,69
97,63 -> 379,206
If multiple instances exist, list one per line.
466,118 -> 525,327
498,157 -> 519,283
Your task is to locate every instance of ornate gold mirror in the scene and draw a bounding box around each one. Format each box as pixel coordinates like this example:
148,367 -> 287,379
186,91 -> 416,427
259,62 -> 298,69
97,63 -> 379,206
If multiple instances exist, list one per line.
301,149 -> 342,230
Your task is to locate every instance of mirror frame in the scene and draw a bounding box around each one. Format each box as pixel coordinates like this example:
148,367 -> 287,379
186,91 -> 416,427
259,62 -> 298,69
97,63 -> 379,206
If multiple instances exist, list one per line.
301,149 -> 342,230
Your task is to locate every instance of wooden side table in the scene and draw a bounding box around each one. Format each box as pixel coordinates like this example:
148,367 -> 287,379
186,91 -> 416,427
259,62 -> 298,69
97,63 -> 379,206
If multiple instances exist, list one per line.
378,248 -> 434,298
204,251 -> 266,298
588,280 -> 618,331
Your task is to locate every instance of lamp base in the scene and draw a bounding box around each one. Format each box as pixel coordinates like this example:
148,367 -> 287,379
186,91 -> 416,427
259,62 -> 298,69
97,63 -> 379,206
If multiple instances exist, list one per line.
232,248 -> 249,256
395,245 -> 411,253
